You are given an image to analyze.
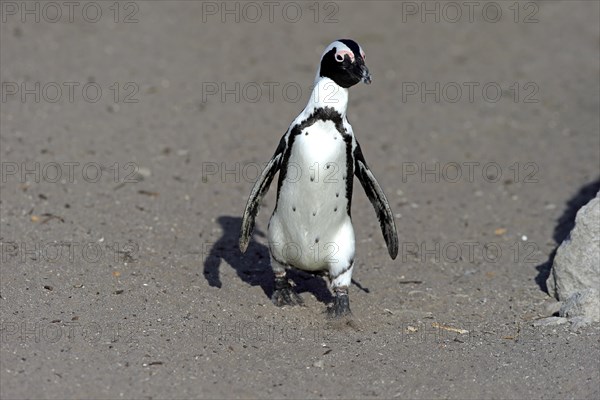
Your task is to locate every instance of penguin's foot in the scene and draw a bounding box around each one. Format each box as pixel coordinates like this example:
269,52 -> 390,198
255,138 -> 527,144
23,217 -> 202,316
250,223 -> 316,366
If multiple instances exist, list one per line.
327,288 -> 352,318
272,275 -> 304,307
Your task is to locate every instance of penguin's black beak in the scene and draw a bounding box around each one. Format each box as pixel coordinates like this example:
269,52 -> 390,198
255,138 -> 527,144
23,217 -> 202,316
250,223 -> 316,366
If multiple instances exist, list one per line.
361,65 -> 372,84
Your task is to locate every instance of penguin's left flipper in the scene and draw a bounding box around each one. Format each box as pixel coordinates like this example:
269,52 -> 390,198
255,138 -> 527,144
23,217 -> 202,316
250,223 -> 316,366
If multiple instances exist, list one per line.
239,137 -> 286,253
354,142 -> 399,259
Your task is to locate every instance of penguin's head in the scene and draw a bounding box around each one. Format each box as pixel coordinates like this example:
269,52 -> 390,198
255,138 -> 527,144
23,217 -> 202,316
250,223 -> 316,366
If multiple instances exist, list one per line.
318,39 -> 371,88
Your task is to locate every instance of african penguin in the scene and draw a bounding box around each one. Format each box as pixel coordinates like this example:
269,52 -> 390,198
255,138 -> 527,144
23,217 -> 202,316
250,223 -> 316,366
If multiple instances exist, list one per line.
240,39 -> 398,318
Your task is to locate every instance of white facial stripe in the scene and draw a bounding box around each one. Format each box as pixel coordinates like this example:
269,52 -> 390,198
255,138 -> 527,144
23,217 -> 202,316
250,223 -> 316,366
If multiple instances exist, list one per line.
357,44 -> 365,60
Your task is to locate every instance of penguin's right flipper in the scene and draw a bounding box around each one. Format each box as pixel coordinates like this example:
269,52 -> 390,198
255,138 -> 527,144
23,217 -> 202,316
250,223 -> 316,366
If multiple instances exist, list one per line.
239,137 -> 286,253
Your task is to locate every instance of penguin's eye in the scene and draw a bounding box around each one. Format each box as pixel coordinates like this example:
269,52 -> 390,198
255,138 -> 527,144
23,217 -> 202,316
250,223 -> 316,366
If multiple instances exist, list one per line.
334,50 -> 354,63
361,52 -> 366,60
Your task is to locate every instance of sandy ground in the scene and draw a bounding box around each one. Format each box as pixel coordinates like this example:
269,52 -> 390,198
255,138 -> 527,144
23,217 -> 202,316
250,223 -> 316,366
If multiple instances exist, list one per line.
1,1 -> 599,399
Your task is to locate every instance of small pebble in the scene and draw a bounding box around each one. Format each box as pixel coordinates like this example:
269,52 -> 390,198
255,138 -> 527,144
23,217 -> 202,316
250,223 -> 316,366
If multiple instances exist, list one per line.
532,317 -> 568,327
138,167 -> 152,178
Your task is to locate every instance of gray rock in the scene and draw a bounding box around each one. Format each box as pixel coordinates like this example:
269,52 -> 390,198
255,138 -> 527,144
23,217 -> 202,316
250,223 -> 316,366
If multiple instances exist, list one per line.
569,316 -> 595,330
559,288 -> 600,325
545,301 -> 562,316
547,192 -> 600,300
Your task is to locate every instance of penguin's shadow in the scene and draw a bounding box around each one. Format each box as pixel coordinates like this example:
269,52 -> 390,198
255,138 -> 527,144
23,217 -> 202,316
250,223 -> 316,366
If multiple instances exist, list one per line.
534,177 -> 600,294
203,216 -> 333,304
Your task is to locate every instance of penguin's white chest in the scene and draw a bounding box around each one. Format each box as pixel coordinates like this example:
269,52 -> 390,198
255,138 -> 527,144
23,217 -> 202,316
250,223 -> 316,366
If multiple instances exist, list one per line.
291,120 -> 348,183
268,120 -> 355,271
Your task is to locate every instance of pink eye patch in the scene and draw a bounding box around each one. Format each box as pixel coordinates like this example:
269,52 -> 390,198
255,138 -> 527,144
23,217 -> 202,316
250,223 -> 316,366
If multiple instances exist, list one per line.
335,49 -> 354,62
